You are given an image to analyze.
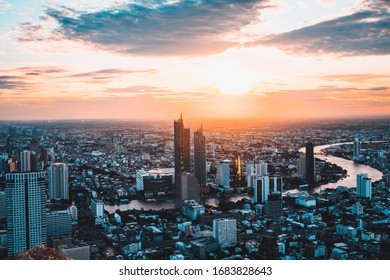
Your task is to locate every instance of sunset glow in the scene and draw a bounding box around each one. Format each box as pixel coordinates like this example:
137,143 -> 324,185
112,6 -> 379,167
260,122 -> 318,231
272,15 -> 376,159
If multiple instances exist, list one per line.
0,0 -> 389,120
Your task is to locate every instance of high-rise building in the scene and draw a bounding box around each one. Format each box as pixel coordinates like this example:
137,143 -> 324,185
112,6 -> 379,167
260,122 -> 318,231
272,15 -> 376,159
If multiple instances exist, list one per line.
91,198 -> 104,224
297,155 -> 306,177
216,160 -> 230,188
356,173 -> 372,199
46,210 -> 72,238
0,153 -> 8,173
20,150 -> 31,172
174,113 -> 191,208
213,218 -> 237,246
305,142 -> 315,185
265,193 -> 283,218
194,125 -> 206,186
6,172 -> 47,256
0,191 -> 6,219
48,163 -> 69,200
353,137 -> 361,160
236,156 -> 242,179
254,175 -> 270,204
255,161 -> 268,176
271,176 -> 283,193
246,162 -> 256,188
42,148 -> 51,164
177,173 -> 200,209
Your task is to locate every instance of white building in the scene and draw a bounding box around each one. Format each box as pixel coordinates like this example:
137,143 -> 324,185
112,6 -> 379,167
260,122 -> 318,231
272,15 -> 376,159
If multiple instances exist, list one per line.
6,172 -> 47,256
356,173 -> 372,199
20,150 -> 31,171
353,137 -> 361,160
213,218 -> 237,246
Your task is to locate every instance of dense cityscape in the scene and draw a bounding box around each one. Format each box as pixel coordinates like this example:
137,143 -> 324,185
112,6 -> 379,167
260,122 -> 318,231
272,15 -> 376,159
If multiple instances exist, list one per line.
0,116 -> 389,260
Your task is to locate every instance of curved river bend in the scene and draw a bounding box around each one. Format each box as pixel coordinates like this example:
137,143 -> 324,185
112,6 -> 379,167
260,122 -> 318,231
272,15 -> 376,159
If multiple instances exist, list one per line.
105,142 -> 383,213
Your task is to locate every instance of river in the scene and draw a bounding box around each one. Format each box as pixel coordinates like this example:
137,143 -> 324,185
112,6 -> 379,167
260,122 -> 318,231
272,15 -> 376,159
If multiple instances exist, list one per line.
105,142 -> 384,213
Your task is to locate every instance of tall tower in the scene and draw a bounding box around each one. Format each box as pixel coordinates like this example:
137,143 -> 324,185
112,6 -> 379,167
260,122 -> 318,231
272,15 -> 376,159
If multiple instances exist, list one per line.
6,172 -> 47,256
305,142 -> 315,185
48,163 -> 69,200
20,150 -> 31,172
356,173 -> 372,199
353,137 -> 361,161
194,125 -> 206,186
174,113 -> 191,208
254,175 -> 270,204
216,160 -> 230,188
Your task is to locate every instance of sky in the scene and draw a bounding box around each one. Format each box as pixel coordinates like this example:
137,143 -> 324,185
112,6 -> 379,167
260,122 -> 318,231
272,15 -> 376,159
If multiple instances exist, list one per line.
0,0 -> 389,120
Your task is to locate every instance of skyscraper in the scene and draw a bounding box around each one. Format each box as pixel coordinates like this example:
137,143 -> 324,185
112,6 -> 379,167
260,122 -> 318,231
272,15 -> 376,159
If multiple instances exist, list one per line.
216,160 -> 230,188
356,173 -> 372,199
254,175 -> 270,204
174,113 -> 191,208
194,125 -> 206,186
213,218 -> 237,246
177,172 -> 200,209
6,172 -> 47,256
271,176 -> 283,193
255,161 -> 268,176
297,155 -> 306,177
305,142 -> 315,185
353,137 -> 361,161
20,150 -> 31,172
48,163 -> 69,200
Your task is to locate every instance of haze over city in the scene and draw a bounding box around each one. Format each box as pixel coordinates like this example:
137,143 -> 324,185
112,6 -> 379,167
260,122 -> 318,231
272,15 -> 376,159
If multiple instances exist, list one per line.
0,0 -> 389,120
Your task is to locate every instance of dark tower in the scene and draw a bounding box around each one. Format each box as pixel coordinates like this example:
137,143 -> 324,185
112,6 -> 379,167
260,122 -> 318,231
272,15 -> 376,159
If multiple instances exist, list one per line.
194,125 -> 206,186
174,113 -> 191,208
305,142 -> 315,185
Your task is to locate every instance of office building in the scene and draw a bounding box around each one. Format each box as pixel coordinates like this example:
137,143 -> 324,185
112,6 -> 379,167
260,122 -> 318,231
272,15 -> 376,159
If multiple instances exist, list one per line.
0,153 -> 9,173
353,137 -> 361,160
177,173 -> 200,209
48,163 -> 69,200
254,175 -> 270,204
297,155 -> 306,177
20,150 -> 31,172
216,160 -> 230,188
213,218 -> 237,246
305,142 -> 315,184
194,125 -> 207,186
356,173 -> 372,200
46,210 -> 72,238
42,148 -> 50,164
136,168 -> 174,198
255,161 -> 268,176
174,113 -> 191,208
246,163 -> 255,188
6,172 -> 47,256
183,200 -> 205,221
91,198 -> 104,224
0,191 -> 6,219
271,176 -> 283,193
69,203 -> 78,222
265,194 -> 283,218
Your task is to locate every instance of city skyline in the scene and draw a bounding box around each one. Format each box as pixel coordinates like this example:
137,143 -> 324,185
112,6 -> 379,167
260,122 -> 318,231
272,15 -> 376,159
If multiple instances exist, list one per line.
0,0 -> 389,120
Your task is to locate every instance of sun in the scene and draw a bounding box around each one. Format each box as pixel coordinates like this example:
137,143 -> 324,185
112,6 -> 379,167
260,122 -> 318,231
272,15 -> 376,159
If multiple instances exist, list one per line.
202,61 -> 258,95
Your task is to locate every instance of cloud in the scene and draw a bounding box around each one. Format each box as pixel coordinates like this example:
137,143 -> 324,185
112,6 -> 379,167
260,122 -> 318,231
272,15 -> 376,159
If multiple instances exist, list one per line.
321,74 -> 390,83
68,68 -> 156,80
104,85 -> 210,101
19,0 -> 269,56
0,0 -> 12,14
259,0 -> 390,56
0,75 -> 31,90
